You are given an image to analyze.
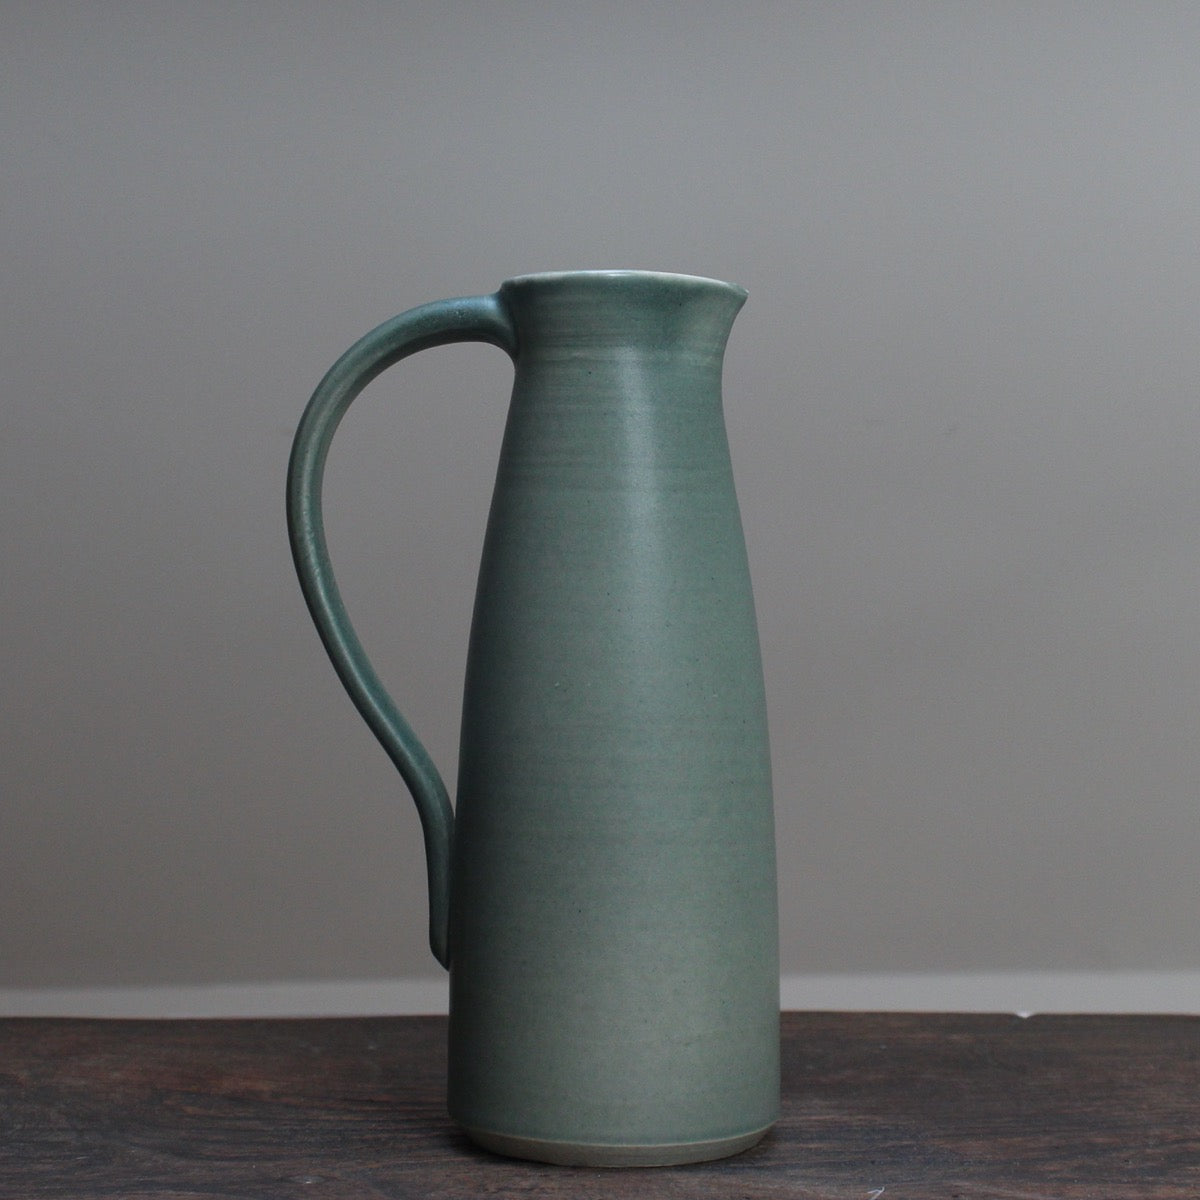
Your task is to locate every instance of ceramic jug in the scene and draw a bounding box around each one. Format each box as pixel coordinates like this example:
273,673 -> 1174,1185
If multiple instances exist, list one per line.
287,270 -> 778,1166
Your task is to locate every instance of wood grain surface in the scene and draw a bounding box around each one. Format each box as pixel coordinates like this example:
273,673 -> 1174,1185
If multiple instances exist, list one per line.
1,1011 -> 1197,1198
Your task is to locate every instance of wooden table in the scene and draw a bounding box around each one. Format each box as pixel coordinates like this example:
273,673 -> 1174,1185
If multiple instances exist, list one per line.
1,1011 -> 1197,1198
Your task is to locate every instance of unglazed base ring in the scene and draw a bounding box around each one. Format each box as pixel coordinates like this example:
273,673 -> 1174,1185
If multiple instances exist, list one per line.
462,1122 -> 773,1167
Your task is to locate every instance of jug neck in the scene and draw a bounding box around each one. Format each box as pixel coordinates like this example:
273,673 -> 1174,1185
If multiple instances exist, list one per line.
498,271 -> 747,362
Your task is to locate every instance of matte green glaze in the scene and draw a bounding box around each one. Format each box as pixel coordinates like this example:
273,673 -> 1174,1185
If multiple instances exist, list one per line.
287,271 -> 778,1166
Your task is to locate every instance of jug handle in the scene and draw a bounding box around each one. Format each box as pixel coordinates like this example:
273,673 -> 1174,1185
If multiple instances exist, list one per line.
286,294 -> 516,969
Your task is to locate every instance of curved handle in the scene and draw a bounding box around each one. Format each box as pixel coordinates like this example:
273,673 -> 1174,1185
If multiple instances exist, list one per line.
286,294 -> 516,969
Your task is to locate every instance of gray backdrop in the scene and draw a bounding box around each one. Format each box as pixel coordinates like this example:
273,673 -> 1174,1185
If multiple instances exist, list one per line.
4,2 -> 1198,999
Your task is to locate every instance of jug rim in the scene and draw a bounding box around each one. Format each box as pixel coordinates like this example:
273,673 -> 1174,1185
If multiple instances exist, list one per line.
501,269 -> 747,297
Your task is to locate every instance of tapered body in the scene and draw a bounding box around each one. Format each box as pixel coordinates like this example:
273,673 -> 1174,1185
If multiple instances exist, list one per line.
287,271 -> 778,1166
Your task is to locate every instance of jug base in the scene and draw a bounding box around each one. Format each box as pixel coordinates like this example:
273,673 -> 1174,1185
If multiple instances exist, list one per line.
461,1122 -> 773,1167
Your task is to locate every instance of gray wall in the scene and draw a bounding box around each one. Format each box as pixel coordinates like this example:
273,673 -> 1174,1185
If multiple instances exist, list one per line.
4,2 -> 1198,994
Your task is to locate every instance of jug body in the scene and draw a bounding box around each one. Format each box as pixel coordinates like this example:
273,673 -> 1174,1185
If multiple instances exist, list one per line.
287,271 -> 778,1167
448,273 -> 778,1165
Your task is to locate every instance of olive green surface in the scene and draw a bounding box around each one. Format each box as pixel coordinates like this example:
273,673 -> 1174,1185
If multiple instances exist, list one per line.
287,271 -> 778,1165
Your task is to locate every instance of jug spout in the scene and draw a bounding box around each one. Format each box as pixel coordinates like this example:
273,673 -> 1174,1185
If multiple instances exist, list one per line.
498,269 -> 747,362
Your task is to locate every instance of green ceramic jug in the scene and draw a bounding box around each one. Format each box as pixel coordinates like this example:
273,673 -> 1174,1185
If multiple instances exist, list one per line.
287,270 -> 778,1166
